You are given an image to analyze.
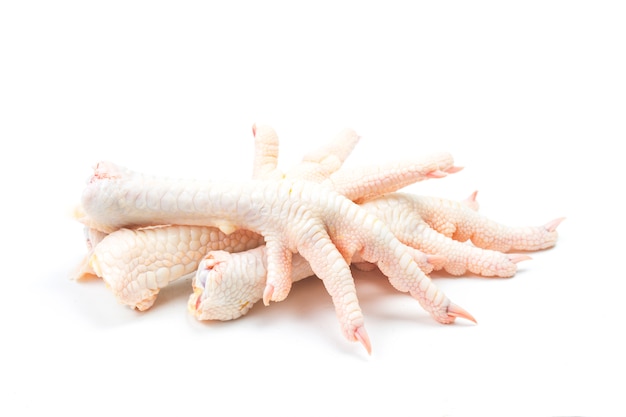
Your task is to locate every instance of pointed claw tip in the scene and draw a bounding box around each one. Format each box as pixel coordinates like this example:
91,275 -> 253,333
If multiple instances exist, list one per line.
447,303 -> 477,324
251,123 -> 257,137
509,254 -> 532,264
447,166 -> 464,174
262,284 -> 274,307
463,191 -> 480,211
427,170 -> 448,179
426,254 -> 447,268
354,326 -> 372,355
545,217 -> 565,232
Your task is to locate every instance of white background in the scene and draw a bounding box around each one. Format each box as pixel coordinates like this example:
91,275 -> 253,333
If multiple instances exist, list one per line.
1,1 -> 625,416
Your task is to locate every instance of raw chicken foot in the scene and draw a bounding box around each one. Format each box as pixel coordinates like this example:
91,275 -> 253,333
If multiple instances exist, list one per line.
78,126 -> 462,354
190,192 -> 561,321
89,226 -> 263,311
75,125 -> 561,353
77,161 -> 473,353
360,193 -> 564,276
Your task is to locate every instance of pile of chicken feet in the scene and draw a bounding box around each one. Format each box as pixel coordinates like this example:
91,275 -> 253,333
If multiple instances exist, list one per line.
74,125 -> 562,353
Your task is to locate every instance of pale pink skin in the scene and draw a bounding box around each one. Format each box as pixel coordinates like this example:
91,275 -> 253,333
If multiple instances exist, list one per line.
76,125 -> 562,353
78,164 -> 470,353
190,193 -> 561,324
77,126 -> 473,353
88,226 -> 263,311
360,193 -> 562,277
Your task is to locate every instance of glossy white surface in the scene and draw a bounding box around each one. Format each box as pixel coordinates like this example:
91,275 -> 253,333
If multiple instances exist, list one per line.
2,2 -> 624,416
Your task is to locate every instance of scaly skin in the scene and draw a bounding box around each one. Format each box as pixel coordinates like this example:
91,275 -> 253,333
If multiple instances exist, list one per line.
78,126 -> 460,351
361,193 -> 563,276
326,155 -> 463,203
189,192 -> 561,320
76,124 -> 561,353
253,124 -> 460,202
89,226 -> 263,310
77,161 -> 473,353
246,124 -> 459,309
